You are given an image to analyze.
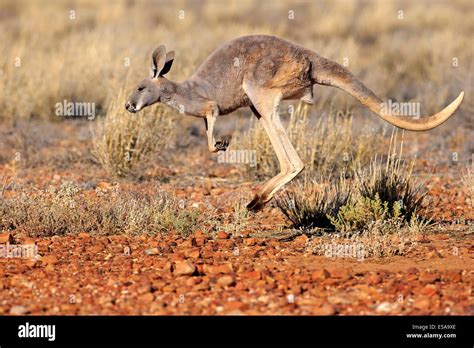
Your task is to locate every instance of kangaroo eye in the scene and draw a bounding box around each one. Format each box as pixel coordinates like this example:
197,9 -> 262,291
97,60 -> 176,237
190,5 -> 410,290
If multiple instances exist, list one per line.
137,86 -> 145,92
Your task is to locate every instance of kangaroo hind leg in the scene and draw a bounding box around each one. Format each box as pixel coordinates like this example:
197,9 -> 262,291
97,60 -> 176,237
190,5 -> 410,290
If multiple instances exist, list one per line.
243,83 -> 305,211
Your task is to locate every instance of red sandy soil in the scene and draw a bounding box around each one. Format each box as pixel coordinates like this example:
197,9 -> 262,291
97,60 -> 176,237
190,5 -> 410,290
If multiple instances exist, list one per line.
0,223 -> 472,315
0,124 -> 472,315
0,175 -> 472,315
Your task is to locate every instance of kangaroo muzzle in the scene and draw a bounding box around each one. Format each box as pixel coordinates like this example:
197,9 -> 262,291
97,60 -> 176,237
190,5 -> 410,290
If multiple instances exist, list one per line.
125,101 -> 137,113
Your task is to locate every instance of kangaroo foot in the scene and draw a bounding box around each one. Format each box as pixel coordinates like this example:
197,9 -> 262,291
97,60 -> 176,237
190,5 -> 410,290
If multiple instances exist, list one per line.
246,195 -> 267,212
214,135 -> 231,152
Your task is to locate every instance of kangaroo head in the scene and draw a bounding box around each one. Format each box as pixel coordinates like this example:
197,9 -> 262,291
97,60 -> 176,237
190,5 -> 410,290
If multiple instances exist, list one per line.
125,45 -> 175,113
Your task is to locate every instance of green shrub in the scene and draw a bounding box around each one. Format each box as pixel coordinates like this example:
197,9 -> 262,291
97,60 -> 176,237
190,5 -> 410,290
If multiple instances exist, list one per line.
277,131 -> 428,234
328,193 -> 403,233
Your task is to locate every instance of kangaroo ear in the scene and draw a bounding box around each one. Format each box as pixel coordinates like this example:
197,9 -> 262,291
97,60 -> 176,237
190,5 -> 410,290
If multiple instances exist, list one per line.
151,45 -> 167,78
159,51 -> 175,76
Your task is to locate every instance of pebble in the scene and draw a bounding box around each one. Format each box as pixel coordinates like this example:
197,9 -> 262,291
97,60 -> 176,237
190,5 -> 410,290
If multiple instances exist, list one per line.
216,231 -> 230,239
216,275 -> 236,287
173,261 -> 196,276
9,305 -> 28,315
311,269 -> 330,281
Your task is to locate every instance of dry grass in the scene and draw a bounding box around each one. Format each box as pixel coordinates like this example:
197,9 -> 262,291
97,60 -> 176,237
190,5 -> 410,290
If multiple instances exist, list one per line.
308,221 -> 426,258
92,90 -> 174,177
462,167 -> 473,207
0,180 -> 253,238
0,0 -> 470,125
0,181 -> 205,237
277,132 -> 428,236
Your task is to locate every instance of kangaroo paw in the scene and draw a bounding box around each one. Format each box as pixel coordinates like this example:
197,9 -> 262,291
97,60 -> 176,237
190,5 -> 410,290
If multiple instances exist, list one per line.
246,196 -> 266,212
214,135 -> 231,152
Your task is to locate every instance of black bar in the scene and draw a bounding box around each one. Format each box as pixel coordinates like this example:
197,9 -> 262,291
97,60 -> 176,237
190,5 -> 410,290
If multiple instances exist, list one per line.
0,316 -> 472,346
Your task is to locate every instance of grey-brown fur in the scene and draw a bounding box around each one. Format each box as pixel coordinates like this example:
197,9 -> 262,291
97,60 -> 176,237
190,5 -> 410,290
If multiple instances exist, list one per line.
126,35 -> 464,211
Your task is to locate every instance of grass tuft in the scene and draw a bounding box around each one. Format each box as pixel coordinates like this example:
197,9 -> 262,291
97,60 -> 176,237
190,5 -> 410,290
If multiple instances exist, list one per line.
92,91 -> 174,177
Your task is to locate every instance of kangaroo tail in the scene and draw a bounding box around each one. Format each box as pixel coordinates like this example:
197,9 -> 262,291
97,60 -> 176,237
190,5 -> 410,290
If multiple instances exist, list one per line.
311,56 -> 464,131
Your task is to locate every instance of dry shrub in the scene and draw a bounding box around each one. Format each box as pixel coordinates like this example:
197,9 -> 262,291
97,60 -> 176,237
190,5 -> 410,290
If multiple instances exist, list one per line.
276,177 -> 351,231
462,167 -> 473,208
277,131 -> 428,239
208,199 -> 250,237
309,220 -> 425,258
92,91 -> 174,177
0,181 -> 252,238
235,102 -> 383,180
0,181 -> 202,237
328,131 -> 428,233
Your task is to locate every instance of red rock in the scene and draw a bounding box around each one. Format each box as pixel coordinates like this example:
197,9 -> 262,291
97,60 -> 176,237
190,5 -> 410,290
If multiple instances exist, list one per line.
139,293 -> 155,303
311,269 -> 330,281
180,239 -> 194,248
413,298 -> 431,311
185,277 -> 201,286
293,234 -> 308,246
97,181 -> 110,189
203,263 -> 233,275
89,244 -> 104,253
216,231 -> 229,239
427,250 -> 443,259
22,237 -> 36,245
170,253 -> 186,262
244,271 -> 262,280
367,273 -> 382,285
223,301 -> 247,311
45,264 -> 56,272
194,230 -> 206,238
312,304 -> 336,315
244,238 -> 257,246
419,272 -> 440,284
194,237 -> 207,246
441,271 -> 462,283
173,261 -> 196,276
41,255 -> 59,265
0,232 -> 13,244
420,284 -> 438,297
194,281 -> 210,291
184,248 -> 201,259
216,275 -> 236,287
329,269 -> 352,281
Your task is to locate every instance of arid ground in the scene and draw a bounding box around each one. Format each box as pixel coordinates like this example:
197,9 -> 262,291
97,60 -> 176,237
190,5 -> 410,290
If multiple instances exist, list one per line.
0,0 -> 472,315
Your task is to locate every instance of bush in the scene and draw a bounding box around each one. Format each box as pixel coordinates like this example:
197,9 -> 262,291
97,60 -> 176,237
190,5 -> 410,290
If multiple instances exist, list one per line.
462,167 -> 473,208
277,131 -> 428,234
329,194 -> 403,233
355,154 -> 426,222
92,92 -> 174,177
276,177 -> 351,231
0,181 -> 202,237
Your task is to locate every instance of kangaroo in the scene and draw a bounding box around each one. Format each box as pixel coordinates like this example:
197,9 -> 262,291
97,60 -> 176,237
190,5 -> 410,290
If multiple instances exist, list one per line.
125,35 -> 464,212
